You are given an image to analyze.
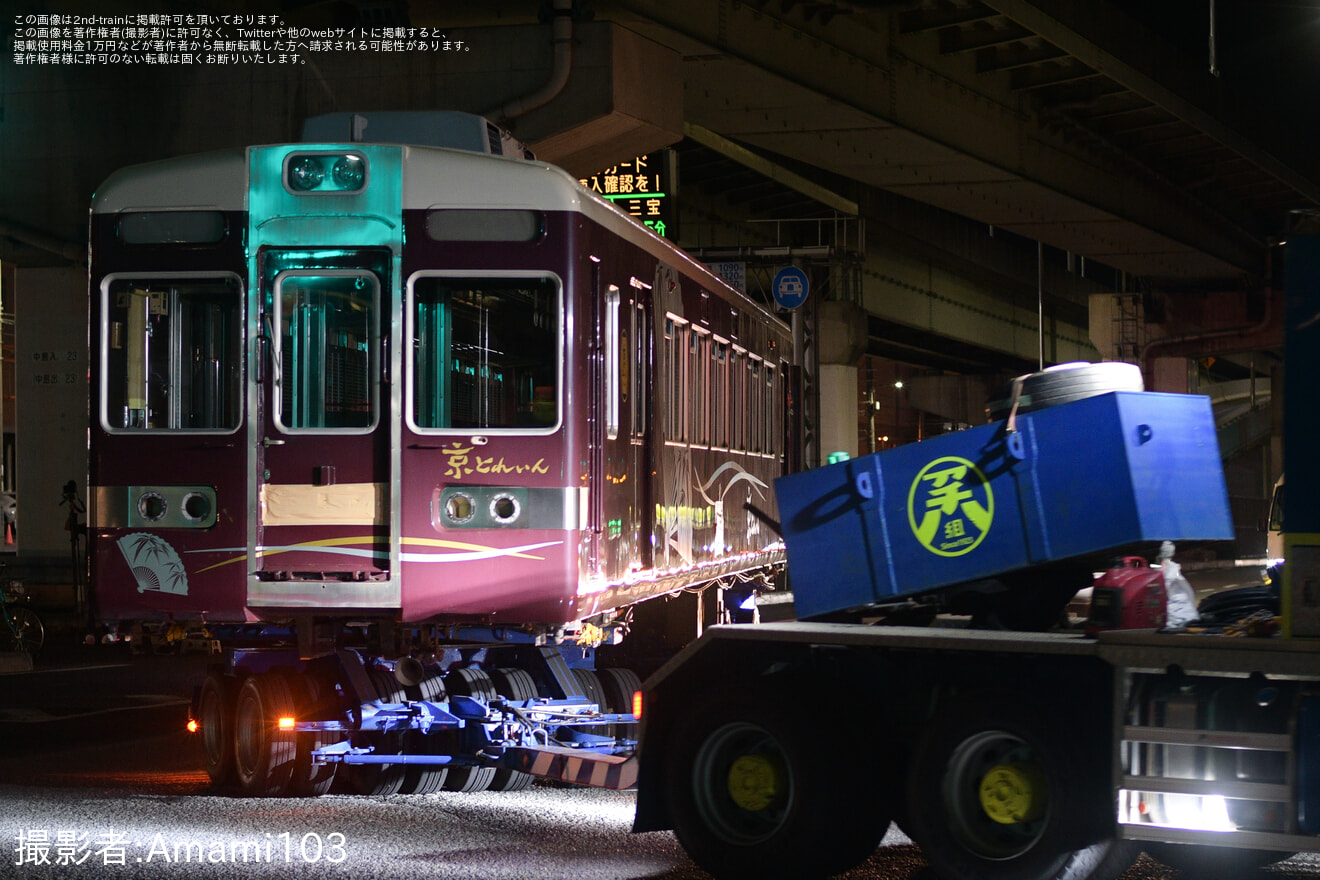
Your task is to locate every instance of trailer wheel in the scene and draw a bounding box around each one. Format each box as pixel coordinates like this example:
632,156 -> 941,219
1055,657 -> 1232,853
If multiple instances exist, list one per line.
572,667 -> 609,707
598,667 -> 643,733
906,693 -> 1104,880
345,668 -> 409,796
442,667 -> 498,793
401,672 -> 449,795
488,668 -> 538,792
571,667 -> 613,737
1144,842 -> 1288,877
285,672 -> 338,797
199,670 -> 236,786
233,672 -> 298,797
668,698 -> 891,880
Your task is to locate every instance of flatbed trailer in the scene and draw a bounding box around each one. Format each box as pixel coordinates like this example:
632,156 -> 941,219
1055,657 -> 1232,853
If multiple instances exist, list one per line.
634,620 -> 1320,880
632,215 -> 1320,880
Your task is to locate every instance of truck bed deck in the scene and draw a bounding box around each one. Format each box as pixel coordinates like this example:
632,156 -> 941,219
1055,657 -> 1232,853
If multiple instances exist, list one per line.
651,621 -> 1320,685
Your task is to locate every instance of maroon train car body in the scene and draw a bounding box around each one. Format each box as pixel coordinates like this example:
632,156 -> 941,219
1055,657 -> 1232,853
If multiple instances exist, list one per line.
87,141 -> 790,636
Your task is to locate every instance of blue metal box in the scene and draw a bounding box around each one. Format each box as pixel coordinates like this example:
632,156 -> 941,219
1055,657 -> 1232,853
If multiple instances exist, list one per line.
775,392 -> 1234,619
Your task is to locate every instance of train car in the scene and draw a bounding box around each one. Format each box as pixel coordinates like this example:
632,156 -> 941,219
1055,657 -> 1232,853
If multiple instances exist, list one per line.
87,122 -> 791,653
85,120 -> 793,797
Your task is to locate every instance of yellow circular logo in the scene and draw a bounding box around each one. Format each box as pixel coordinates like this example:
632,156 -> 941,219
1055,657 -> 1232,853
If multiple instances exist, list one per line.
907,456 -> 994,556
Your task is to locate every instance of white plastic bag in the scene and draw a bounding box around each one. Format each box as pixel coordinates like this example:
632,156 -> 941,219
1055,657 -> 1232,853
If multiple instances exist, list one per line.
1160,541 -> 1198,627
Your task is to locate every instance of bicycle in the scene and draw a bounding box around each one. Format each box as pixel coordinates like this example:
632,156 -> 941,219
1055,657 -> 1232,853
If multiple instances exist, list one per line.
0,569 -> 43,655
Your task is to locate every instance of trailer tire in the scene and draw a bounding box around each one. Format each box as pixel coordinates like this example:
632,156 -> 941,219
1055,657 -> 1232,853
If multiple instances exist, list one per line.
233,672 -> 298,797
488,668 -> 538,792
667,696 -> 891,880
401,672 -> 449,795
199,670 -> 236,787
598,667 -> 643,731
572,667 -> 612,737
442,667 -> 498,793
572,667 -> 608,708
906,693 -> 1106,880
346,669 -> 409,796
1144,842 -> 1288,877
285,672 -> 338,797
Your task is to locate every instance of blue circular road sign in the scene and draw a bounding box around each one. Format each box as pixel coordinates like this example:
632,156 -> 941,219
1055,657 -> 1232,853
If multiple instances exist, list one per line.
772,267 -> 810,310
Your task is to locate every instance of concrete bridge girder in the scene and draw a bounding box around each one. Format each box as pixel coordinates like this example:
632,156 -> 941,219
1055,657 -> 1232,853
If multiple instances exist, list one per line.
604,0 -> 1263,282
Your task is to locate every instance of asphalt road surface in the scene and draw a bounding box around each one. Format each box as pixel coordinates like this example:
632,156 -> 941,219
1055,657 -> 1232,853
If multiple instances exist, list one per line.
2,727 -> 1320,880
3,565 -> 1318,880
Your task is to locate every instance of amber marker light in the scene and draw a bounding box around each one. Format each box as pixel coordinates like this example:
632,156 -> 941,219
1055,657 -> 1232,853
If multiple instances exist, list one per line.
277,717 -> 296,731
186,719 -> 199,733
631,690 -> 643,720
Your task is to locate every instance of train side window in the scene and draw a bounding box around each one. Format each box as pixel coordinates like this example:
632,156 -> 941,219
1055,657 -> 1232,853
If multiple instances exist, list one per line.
764,364 -> 777,456
755,358 -> 765,453
605,286 -> 621,441
102,275 -> 243,432
690,330 -> 710,448
631,304 -> 648,441
730,348 -> 746,451
275,273 -> 379,431
409,274 -> 560,431
712,340 -> 728,449
664,317 -> 688,442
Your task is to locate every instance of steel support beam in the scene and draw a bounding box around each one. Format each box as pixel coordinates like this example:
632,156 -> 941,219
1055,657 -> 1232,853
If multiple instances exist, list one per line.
684,122 -> 858,216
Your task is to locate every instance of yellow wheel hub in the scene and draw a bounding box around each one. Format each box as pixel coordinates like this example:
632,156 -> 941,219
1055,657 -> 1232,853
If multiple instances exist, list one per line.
978,761 -> 1046,824
727,754 -> 784,812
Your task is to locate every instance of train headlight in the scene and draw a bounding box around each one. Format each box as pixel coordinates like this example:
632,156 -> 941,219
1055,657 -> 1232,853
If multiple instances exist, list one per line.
445,492 -> 476,525
182,491 -> 212,523
138,492 -> 168,522
332,155 -> 365,190
118,485 -> 217,528
287,156 -> 325,191
490,494 -> 521,525
285,152 -> 367,194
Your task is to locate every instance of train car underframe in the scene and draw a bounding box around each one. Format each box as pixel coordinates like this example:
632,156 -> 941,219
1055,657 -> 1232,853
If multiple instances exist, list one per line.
194,566 -> 782,798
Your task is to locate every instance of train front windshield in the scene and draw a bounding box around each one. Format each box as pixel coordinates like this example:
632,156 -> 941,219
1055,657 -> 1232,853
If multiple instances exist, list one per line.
102,275 -> 243,432
411,276 -> 560,431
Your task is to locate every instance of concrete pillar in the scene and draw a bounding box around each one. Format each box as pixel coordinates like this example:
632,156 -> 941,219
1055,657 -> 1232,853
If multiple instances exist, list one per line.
819,363 -> 860,460
1149,356 -> 1190,394
815,299 -> 867,461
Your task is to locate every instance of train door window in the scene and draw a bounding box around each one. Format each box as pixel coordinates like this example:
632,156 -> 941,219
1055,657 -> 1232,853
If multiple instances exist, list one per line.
630,303 -> 648,441
690,330 -> 710,448
409,273 -> 560,431
605,285 -> 621,440
712,340 -> 728,449
730,347 -> 746,451
664,316 -> 688,442
764,364 -> 777,456
102,274 -> 243,432
275,272 -> 378,431
750,358 -> 764,453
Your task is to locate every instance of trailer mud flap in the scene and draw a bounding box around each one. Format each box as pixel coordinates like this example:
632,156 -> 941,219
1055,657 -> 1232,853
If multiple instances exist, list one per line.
501,746 -> 637,790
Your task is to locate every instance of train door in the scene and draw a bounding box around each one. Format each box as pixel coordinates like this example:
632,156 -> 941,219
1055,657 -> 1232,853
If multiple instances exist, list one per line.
248,248 -> 396,608
630,290 -> 654,571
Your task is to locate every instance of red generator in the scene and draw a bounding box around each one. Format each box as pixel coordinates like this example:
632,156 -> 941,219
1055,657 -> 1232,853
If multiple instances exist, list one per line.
1086,556 -> 1167,636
